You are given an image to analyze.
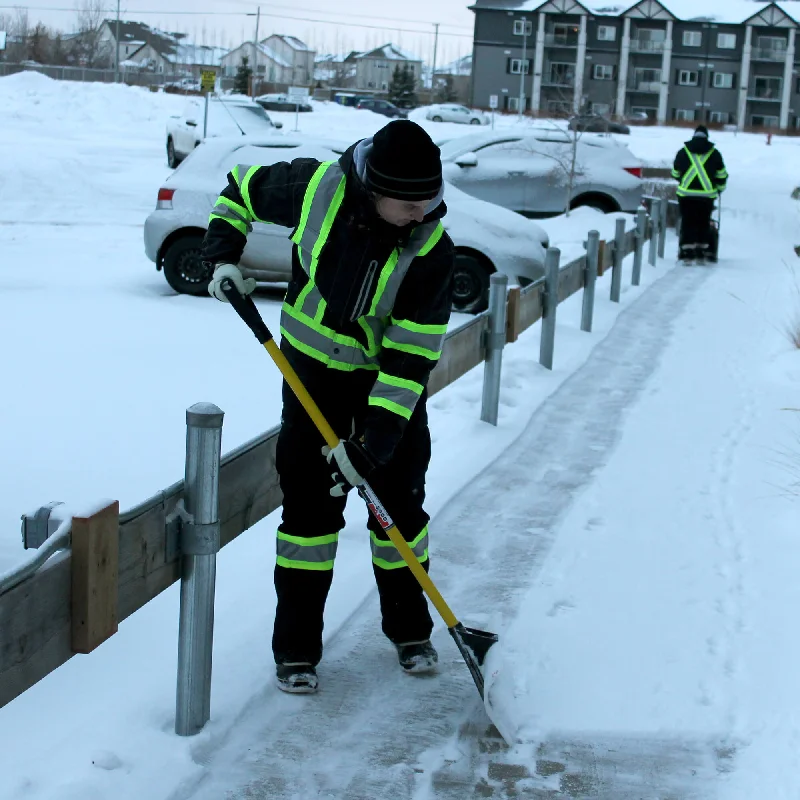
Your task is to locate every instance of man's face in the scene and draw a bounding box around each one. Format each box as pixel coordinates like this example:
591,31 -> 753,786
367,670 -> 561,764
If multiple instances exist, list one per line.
374,195 -> 431,227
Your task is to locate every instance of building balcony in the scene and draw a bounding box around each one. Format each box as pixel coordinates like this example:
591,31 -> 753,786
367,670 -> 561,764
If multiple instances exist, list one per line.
629,39 -> 665,54
541,77 -> 576,88
747,88 -> 782,101
751,47 -> 787,62
627,79 -> 662,93
544,33 -> 579,48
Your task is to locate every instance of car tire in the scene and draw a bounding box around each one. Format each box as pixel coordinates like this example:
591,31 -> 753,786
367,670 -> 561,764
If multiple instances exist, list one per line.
470,118 -> 481,125
571,194 -> 619,214
162,234 -> 212,295
167,137 -> 180,169
432,115 -> 443,122
452,253 -> 490,314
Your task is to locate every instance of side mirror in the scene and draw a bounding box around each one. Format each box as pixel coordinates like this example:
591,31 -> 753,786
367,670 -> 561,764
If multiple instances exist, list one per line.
455,152 -> 478,168
274,121 -> 283,129
186,119 -> 198,127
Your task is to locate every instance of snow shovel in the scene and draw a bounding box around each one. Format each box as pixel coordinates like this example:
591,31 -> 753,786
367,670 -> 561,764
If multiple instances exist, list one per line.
220,280 -> 498,703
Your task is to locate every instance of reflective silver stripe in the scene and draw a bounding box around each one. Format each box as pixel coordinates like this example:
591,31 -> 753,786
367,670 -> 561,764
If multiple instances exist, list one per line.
297,282 -> 325,319
291,163 -> 342,274
369,381 -> 420,416
277,536 -> 338,564
211,201 -> 253,234
383,324 -> 445,357
371,527 -> 429,567
280,307 -> 379,368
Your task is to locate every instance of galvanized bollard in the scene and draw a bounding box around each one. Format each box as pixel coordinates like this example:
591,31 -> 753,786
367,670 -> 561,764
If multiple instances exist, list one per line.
658,195 -> 668,259
581,230 -> 599,333
610,217 -> 625,303
632,208 -> 647,286
175,402 -> 224,737
481,273 -> 508,426
649,199 -> 660,267
540,247 -> 560,370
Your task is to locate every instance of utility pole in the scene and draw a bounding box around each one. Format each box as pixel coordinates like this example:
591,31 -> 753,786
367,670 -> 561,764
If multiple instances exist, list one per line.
114,0 -> 120,84
247,5 -> 261,98
431,22 -> 439,101
518,18 -> 528,117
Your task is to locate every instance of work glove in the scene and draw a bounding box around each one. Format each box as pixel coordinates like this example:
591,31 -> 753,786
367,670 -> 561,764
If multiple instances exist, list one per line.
322,434 -> 378,497
207,262 -> 257,302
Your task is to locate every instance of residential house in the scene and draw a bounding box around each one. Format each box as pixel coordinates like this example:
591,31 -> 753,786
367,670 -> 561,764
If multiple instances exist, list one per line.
469,0 -> 800,129
262,34 -> 315,85
344,44 -> 423,92
313,53 -> 356,87
432,53 -> 472,102
219,40 -> 291,84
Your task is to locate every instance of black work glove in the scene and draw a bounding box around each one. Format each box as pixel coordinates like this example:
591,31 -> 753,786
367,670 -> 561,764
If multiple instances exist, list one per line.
322,434 -> 379,497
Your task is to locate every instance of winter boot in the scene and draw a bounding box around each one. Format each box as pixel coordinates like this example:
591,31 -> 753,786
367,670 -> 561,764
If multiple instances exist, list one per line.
679,244 -> 698,265
276,662 -> 318,694
396,640 -> 438,674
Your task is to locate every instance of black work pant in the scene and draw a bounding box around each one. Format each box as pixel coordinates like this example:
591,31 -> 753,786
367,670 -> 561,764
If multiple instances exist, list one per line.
272,342 -> 434,666
678,196 -> 715,252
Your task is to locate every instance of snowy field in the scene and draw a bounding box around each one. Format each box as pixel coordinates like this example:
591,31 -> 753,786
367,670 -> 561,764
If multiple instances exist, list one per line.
2,70 -> 800,799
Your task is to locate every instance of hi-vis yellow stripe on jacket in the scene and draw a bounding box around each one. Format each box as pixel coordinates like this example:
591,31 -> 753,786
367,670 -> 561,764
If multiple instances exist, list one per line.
282,161 -> 446,421
673,146 -> 726,199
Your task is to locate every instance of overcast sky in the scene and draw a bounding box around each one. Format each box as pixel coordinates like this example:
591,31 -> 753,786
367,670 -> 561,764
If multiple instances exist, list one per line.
11,0 -> 476,63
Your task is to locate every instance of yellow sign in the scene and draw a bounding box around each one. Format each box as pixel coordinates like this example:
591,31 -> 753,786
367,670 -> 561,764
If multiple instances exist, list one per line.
200,70 -> 216,92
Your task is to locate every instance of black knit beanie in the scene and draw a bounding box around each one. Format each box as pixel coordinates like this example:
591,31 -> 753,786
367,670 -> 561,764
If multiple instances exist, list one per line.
364,120 -> 442,201
694,125 -> 709,138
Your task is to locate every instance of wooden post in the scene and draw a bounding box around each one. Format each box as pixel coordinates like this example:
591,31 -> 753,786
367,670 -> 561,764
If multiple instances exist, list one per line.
71,501 -> 119,654
506,286 -> 521,343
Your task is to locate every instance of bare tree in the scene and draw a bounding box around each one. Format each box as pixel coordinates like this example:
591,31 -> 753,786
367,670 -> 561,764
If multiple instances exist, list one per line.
74,0 -> 106,68
0,8 -> 30,61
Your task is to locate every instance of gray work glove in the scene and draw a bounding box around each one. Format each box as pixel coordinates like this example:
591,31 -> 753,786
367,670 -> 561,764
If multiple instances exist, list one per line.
207,262 -> 256,302
322,436 -> 378,497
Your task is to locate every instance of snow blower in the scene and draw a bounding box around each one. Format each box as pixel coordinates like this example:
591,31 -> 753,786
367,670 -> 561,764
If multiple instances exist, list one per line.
220,281 -> 500,713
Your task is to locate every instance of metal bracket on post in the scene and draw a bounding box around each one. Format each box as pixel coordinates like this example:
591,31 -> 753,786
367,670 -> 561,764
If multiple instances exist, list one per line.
658,195 -> 668,259
481,273 -> 508,427
581,230 -> 599,333
649,199 -> 660,267
21,501 -> 67,550
175,402 -> 224,738
632,208 -> 647,287
539,247 -> 560,371
610,217 -> 625,303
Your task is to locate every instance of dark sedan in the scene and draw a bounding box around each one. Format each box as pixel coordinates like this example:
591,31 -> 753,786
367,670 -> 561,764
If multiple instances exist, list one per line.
255,93 -> 313,112
568,114 -> 631,135
356,98 -> 407,118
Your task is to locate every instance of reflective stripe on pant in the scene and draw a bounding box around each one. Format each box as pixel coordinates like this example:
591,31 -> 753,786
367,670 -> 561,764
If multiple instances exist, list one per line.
272,341 -> 433,666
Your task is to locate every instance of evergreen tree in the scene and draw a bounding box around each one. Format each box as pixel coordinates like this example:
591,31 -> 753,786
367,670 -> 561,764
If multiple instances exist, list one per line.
389,64 -> 418,108
234,55 -> 253,95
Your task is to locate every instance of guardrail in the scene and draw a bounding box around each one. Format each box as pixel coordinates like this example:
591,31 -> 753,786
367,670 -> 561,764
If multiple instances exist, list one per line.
0,199 -> 677,733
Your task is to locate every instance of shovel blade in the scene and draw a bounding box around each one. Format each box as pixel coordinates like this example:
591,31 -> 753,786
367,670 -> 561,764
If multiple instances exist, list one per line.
449,622 -> 498,700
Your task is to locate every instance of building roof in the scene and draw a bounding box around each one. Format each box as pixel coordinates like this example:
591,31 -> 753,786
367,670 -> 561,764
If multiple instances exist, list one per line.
436,53 -> 473,75
471,0 -> 800,24
354,43 -> 420,61
268,34 -> 311,51
222,41 -> 292,68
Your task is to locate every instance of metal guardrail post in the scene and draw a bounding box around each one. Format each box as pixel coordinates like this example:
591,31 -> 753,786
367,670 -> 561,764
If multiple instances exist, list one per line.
540,247 -> 560,370
610,217 -> 625,303
175,402 -> 224,737
481,273 -> 508,426
649,199 -> 660,267
658,195 -> 668,259
581,230 -> 599,333
632,208 -> 647,287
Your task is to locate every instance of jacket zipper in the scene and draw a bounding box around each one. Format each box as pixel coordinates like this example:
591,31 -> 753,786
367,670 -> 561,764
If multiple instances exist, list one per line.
350,259 -> 380,321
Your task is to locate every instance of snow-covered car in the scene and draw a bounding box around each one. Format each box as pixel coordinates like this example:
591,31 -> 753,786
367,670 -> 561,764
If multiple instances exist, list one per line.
166,95 -> 283,168
165,77 -> 202,93
255,93 -> 313,112
425,104 -> 490,126
438,130 -> 644,216
143,135 -> 550,313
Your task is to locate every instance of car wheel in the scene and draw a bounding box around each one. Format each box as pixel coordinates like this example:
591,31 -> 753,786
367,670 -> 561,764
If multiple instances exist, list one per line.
452,253 -> 490,314
432,115 -> 443,122
470,118 -> 481,125
571,194 -> 619,214
167,137 -> 180,169
162,234 -> 212,295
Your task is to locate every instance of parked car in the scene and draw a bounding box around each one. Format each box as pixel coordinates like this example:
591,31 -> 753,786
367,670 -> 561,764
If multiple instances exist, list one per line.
144,135 -> 550,313
625,111 -> 651,125
355,98 -> 407,119
438,130 -> 644,217
426,104 -> 490,126
255,93 -> 313,112
166,95 -> 283,168
165,77 -> 202,93
568,114 -> 631,135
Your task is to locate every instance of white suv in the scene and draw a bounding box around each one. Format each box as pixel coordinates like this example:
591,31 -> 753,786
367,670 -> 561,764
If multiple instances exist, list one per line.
166,94 -> 283,168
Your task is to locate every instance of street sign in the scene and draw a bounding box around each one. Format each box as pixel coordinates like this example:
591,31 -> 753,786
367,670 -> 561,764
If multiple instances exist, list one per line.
200,70 -> 216,93
489,94 -> 499,109
287,86 -> 310,101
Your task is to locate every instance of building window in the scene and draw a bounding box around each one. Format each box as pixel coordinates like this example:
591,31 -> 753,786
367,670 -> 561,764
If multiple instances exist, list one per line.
751,114 -> 779,128
712,72 -> 734,89
753,75 -> 782,99
709,111 -> 730,124
549,62 -> 576,86
591,102 -> 611,115
509,58 -> 531,74
683,31 -> 702,47
506,96 -> 520,111
717,33 -> 736,49
593,64 -> 614,80
674,109 -> 697,121
678,70 -> 699,86
757,36 -> 787,53
597,25 -> 616,42
513,19 -> 533,36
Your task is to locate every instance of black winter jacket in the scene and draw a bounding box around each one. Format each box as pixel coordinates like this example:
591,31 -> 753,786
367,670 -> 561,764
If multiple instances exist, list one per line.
201,143 -> 455,461
672,136 -> 728,194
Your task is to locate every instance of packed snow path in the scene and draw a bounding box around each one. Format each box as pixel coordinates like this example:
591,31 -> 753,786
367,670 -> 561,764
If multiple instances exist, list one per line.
170,258 -> 756,800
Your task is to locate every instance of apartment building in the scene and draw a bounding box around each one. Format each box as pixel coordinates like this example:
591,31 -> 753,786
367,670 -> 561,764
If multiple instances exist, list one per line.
470,0 -> 800,129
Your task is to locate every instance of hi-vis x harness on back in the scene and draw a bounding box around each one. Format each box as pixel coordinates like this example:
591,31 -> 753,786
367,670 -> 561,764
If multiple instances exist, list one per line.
673,146 -> 727,198
211,160 -> 448,422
